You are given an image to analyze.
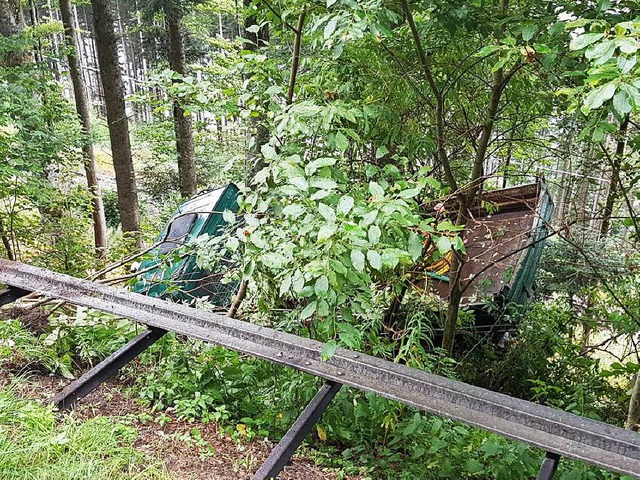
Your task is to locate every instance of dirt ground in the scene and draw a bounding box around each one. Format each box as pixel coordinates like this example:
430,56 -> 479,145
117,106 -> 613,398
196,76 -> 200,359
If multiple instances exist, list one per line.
0,371 -> 353,480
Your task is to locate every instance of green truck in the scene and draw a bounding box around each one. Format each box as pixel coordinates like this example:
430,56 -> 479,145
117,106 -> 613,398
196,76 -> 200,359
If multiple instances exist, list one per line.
131,183 -> 239,307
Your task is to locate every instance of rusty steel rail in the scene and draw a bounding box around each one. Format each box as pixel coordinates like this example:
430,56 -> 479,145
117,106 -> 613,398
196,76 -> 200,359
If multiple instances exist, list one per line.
1,259 -> 640,477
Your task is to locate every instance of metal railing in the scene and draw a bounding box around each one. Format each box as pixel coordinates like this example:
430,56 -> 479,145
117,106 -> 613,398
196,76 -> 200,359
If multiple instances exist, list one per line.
1,259 -> 639,480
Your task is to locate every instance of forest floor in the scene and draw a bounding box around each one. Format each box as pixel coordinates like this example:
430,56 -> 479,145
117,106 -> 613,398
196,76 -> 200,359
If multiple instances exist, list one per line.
0,370 -> 352,480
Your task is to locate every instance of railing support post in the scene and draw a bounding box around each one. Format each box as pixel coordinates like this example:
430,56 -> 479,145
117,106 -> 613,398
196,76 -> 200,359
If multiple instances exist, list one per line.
252,380 -> 342,480
48,327 -> 167,410
537,451 -> 561,480
0,286 -> 30,307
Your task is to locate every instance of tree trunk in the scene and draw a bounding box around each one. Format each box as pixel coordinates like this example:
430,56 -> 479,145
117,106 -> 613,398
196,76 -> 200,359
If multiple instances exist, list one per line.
441,68 -> 507,354
576,144 -> 593,229
0,0 -> 20,36
243,0 -> 269,180
0,216 -> 15,260
601,115 -> 629,237
91,0 -> 141,248
286,9 -> 306,106
553,133 -> 574,226
627,373 -> 640,431
165,8 -> 197,198
60,0 -> 108,261
0,0 -> 27,65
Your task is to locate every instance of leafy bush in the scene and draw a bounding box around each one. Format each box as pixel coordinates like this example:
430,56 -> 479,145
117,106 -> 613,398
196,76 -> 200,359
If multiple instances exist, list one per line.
133,335 -> 625,479
0,307 -> 138,378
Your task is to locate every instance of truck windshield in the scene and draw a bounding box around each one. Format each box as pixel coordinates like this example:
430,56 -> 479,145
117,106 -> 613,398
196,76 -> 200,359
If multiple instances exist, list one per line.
158,213 -> 197,254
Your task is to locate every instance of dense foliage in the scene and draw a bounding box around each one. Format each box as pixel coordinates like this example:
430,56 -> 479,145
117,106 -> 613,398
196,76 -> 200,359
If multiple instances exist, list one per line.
1,0 -> 640,478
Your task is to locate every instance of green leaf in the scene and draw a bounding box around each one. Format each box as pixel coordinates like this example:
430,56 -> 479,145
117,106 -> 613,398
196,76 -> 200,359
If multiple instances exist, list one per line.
398,188 -> 420,199
289,176 -> 309,191
367,250 -> 382,270
452,236 -> 465,252
480,441 -> 502,456
261,144 -> 277,160
375,145 -> 389,159
242,259 -> 255,281
618,54 -> 637,74
300,301 -> 317,320
584,82 -> 616,109
368,225 -> 381,245
361,210 -> 378,227
310,178 -> 338,190
264,85 -> 282,95
585,40 -> 616,65
436,236 -> 452,254
465,459 -> 484,474
617,37 -> 639,55
335,131 -> 349,152
321,340 -> 338,360
260,252 -> 287,269
306,157 -> 337,175
338,323 -> 360,349
337,195 -> 354,215
309,191 -> 329,202
613,88 -> 632,115
292,272 -> 305,293
282,204 -> 305,218
252,166 -> 270,185
222,209 -> 235,223
491,53 -> 511,72
330,258 -> 347,275
324,18 -> 338,39
351,249 -> 365,272
521,24 -> 537,41
569,33 -> 604,51
475,45 -> 501,57
318,224 -> 337,241
369,181 -> 384,197
627,82 -> 640,105
564,19 -> 592,29
279,275 -> 292,296
381,250 -> 401,269
408,231 -> 423,261
315,275 -> 329,295
226,236 -> 239,251
246,24 -> 260,34
318,203 -> 336,223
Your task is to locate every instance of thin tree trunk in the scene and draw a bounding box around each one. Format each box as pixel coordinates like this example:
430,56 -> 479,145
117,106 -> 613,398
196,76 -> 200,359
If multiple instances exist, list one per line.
553,134 -> 573,226
441,0 -> 511,354
244,0 -> 269,180
627,373 -> 640,430
0,216 -> 15,260
28,0 -> 41,64
0,0 -> 28,65
576,144 -> 593,229
601,115 -> 629,237
165,8 -> 197,198
91,0 -> 141,248
0,0 -> 19,35
286,9 -> 306,106
60,0 -> 108,261
442,71 -> 507,354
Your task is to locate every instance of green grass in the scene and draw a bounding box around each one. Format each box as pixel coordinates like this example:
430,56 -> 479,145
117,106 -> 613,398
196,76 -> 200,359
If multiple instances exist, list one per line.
0,386 -> 170,480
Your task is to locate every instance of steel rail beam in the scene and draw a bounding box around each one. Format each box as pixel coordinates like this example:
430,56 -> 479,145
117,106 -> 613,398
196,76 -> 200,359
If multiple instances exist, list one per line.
1,260 -> 640,477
